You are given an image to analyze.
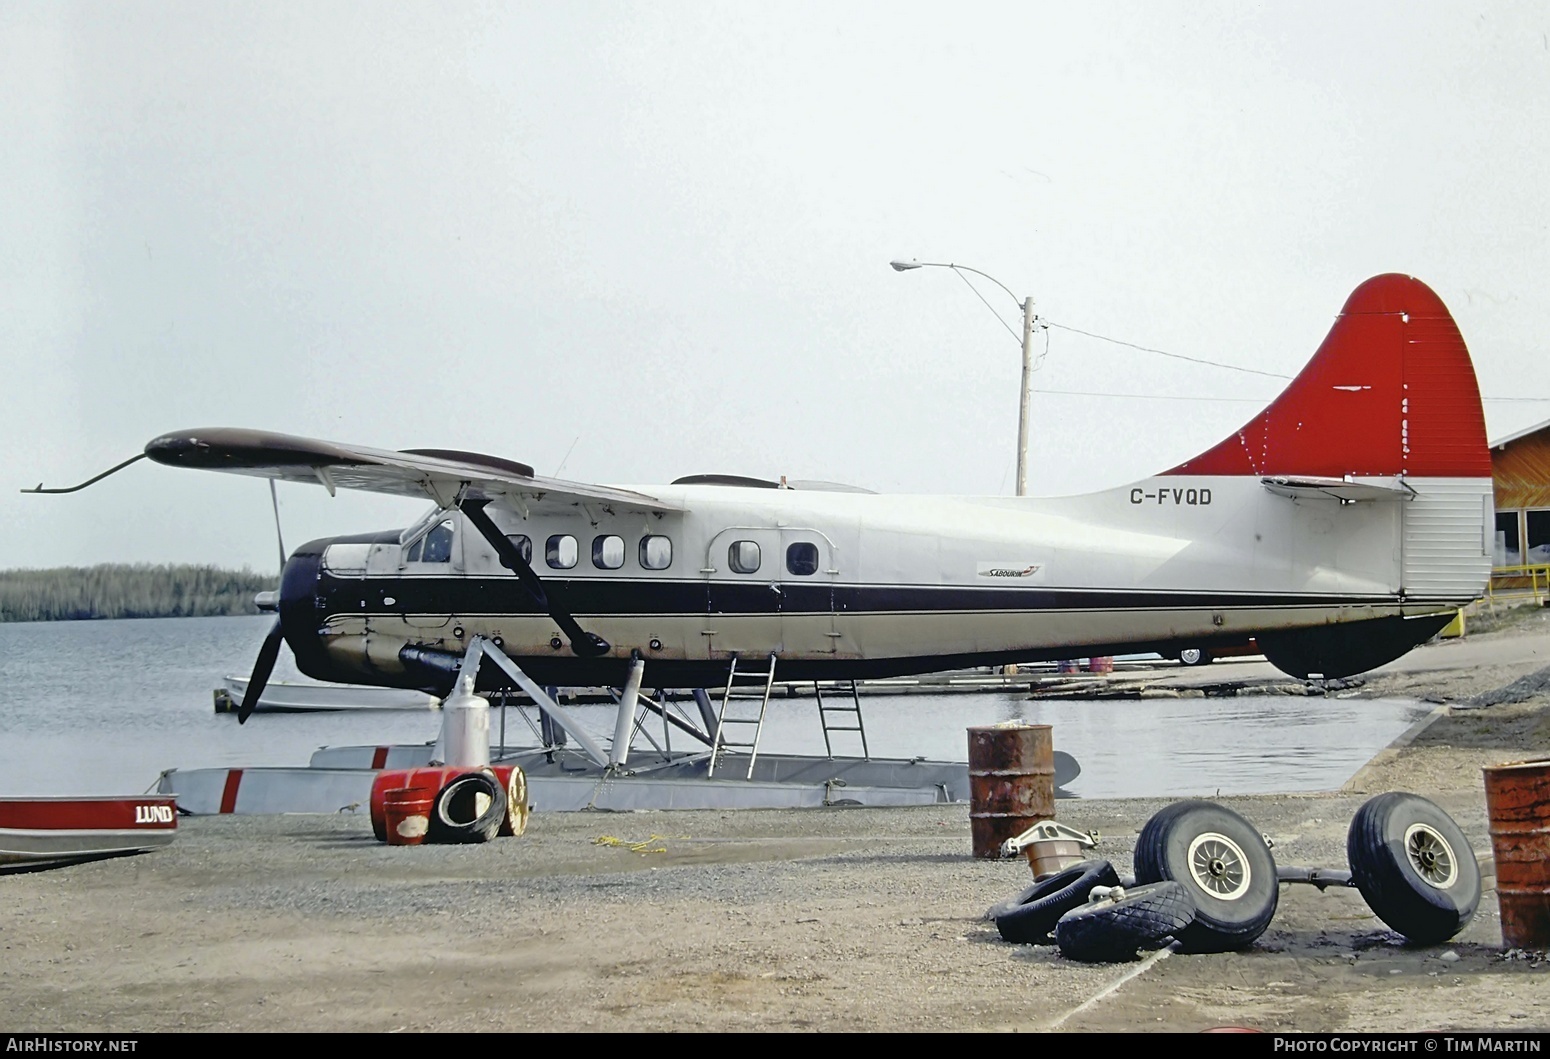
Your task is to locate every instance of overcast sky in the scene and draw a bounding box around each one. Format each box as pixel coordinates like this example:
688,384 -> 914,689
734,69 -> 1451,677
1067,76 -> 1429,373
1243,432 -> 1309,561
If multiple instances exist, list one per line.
3,2 -> 1547,573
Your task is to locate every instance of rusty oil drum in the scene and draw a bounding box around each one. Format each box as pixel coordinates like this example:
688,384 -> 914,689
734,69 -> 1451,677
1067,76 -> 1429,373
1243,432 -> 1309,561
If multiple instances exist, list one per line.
1483,759 -> 1550,948
967,723 -> 1055,858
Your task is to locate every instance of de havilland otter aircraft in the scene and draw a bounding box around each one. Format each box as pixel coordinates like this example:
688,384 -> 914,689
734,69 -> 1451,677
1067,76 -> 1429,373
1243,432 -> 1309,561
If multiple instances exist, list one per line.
34,274 -> 1494,727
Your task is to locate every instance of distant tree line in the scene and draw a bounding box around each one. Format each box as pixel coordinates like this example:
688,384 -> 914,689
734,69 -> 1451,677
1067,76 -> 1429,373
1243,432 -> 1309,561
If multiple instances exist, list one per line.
0,565 -> 275,622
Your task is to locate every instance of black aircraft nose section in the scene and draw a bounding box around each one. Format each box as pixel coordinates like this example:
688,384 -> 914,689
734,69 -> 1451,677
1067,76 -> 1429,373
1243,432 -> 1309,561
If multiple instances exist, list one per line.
276,530 -> 405,683
277,536 -> 330,681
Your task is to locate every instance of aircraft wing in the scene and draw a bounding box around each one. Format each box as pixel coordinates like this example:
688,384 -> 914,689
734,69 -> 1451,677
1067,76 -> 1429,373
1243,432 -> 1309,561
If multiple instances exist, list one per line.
142,428 -> 681,514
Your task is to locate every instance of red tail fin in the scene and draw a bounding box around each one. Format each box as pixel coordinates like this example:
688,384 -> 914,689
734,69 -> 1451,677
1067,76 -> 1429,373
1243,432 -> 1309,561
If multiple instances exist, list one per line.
1163,274 -> 1489,478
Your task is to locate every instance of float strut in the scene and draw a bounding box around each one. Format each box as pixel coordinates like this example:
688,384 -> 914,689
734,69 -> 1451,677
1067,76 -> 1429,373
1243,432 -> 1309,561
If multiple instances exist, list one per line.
609,654 -> 647,769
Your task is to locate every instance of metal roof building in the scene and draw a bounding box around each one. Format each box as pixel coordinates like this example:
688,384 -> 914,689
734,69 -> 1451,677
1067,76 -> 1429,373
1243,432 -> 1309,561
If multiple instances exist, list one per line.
1490,418 -> 1550,567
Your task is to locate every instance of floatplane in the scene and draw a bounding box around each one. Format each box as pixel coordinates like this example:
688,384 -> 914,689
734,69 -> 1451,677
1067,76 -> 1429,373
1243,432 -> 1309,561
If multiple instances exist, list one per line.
28,273 -> 1493,812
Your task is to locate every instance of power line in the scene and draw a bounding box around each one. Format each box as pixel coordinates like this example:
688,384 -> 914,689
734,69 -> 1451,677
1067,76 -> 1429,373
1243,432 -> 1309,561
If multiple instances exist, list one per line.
1041,319 -> 1292,380
1038,388 -> 1268,403
1033,321 -> 1544,403
951,269 -> 1023,343
1035,389 -> 1543,406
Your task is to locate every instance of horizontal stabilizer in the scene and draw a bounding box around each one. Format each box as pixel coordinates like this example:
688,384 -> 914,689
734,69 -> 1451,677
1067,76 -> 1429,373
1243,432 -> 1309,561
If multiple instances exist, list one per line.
1260,475 -> 1415,503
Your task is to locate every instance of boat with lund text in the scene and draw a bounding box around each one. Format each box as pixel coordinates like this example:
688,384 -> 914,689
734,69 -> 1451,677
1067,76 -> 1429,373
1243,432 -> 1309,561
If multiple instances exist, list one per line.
0,795 -> 178,867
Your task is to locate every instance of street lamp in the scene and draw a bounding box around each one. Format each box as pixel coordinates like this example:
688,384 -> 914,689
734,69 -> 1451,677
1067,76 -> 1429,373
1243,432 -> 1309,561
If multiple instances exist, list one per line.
890,259 -> 1037,497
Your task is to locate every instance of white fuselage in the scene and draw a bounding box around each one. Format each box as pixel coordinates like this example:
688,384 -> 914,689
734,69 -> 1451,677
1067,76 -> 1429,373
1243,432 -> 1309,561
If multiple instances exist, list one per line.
306,472 -> 1492,683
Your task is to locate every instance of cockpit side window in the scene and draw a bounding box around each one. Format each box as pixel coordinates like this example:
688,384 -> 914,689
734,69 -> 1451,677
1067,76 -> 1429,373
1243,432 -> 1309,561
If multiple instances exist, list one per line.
404,520 -> 454,565
421,521 -> 454,563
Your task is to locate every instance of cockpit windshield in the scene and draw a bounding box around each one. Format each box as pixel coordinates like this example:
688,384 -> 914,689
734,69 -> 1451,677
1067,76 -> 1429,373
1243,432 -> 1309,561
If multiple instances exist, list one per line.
401,507 -> 456,565
399,506 -> 447,547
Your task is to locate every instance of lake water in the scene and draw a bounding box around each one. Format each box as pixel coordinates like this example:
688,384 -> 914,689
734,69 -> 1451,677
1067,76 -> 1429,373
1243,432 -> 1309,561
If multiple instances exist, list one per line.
0,615 -> 1431,800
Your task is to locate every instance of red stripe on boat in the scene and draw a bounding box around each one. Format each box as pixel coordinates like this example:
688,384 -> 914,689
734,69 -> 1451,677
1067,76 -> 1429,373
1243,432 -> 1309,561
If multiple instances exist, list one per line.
371,746 -> 390,770
219,770 -> 244,814
0,796 -> 178,830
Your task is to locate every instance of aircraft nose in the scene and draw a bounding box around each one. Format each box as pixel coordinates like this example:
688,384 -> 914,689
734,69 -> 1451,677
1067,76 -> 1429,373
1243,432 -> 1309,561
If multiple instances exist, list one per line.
275,540 -> 328,678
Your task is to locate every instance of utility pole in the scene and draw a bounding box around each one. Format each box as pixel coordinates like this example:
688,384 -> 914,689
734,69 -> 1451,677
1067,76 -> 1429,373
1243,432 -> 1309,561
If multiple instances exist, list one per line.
1016,296 -> 1034,497
892,259 -> 1037,496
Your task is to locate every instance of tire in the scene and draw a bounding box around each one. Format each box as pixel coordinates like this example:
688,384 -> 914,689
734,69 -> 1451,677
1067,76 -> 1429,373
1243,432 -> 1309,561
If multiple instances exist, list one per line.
1178,648 -> 1211,667
1134,800 -> 1278,953
426,771 -> 506,844
993,859 -> 1121,943
1346,792 -> 1480,944
1054,882 -> 1198,963
985,881 -> 1046,922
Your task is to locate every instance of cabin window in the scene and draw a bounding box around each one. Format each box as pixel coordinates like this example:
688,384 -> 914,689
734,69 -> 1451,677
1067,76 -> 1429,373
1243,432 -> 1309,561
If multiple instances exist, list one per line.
505,534 -> 532,565
639,535 -> 673,570
1496,511 -> 1522,567
786,541 -> 819,576
546,534 -> 578,569
405,538 -> 423,563
1527,510 -> 1550,566
728,540 -> 761,574
592,534 -> 626,570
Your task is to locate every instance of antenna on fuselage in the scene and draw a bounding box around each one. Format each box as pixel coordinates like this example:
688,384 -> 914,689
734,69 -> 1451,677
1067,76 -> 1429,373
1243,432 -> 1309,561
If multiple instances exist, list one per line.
554,435 -> 580,477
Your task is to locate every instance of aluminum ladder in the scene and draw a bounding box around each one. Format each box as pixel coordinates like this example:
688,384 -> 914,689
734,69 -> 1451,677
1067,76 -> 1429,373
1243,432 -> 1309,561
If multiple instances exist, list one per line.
815,679 -> 870,760
707,653 -> 778,780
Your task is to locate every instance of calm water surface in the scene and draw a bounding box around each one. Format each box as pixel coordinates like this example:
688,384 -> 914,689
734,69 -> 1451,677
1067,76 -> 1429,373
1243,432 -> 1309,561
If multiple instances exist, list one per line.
0,616 -> 1430,800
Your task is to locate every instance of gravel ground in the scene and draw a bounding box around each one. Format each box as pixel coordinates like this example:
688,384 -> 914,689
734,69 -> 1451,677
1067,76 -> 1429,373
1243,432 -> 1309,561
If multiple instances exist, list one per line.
4,608 -> 1550,1033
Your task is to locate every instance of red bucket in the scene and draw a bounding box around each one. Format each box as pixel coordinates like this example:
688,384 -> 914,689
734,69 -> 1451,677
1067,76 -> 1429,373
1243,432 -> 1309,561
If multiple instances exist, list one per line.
382,788 -> 435,846
371,766 -> 462,841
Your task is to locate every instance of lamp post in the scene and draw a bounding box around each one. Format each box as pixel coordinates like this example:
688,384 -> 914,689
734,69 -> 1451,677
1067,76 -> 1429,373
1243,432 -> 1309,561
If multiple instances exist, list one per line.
890,259 -> 1036,497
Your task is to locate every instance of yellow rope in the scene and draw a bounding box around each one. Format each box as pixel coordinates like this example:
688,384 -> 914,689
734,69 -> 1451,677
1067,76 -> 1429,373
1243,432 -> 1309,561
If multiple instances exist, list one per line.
592,834 -> 672,855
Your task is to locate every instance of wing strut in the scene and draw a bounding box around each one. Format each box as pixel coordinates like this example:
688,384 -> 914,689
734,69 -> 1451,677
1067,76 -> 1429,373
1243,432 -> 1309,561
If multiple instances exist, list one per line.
458,499 -> 610,658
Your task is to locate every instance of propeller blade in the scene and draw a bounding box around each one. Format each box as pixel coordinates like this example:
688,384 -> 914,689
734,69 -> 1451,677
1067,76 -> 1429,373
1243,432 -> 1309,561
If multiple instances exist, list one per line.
238,617 -> 285,725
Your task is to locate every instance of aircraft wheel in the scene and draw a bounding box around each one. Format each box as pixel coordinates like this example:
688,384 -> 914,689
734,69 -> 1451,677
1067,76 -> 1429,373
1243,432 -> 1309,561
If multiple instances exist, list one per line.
1053,882 -> 1197,963
1347,792 -> 1479,943
508,767 -> 529,836
1178,648 -> 1212,667
991,859 -> 1121,943
1134,800 -> 1278,952
496,766 -> 530,837
427,771 -> 506,844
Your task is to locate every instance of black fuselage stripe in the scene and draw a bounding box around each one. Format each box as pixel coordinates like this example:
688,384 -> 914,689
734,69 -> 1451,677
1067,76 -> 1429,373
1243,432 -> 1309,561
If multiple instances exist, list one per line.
314,573 -> 1404,618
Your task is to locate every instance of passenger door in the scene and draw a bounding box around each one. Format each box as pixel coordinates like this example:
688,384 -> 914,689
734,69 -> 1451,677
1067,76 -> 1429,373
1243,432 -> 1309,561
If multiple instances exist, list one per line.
703,527 -> 783,660
777,528 -> 841,657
